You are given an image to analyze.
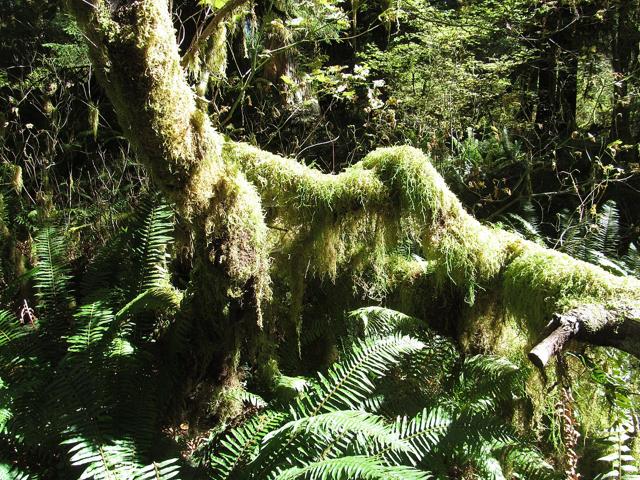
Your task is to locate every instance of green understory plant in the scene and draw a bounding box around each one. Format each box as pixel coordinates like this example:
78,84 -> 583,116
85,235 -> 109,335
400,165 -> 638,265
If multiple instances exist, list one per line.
197,307 -> 559,480
501,200 -> 640,276
0,195 -> 182,479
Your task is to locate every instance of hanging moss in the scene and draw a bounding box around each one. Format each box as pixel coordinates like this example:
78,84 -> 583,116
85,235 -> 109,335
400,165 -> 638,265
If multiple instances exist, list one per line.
225,139 -> 640,357
227,142 -> 507,300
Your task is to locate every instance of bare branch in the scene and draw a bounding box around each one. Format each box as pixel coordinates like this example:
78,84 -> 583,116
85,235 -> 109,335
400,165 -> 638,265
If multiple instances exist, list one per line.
530,305 -> 640,368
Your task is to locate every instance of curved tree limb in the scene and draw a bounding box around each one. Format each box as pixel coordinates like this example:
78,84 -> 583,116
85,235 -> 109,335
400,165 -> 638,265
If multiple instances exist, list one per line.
224,141 -> 640,362
65,0 -> 640,374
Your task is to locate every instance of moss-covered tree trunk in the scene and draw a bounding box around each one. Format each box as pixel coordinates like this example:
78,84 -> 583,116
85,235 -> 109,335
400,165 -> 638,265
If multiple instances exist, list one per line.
66,0 -> 640,419
66,0 -> 270,420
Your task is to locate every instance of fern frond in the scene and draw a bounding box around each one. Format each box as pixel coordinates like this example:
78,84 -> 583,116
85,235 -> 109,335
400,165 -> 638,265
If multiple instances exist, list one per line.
263,410 -> 411,458
622,243 -> 640,276
249,411 -> 407,477
0,310 -> 43,386
66,302 -> 114,354
234,389 -> 268,410
596,201 -> 620,258
210,411 -> 287,480
0,310 -> 25,347
0,463 -> 38,480
133,458 -> 181,480
115,288 -> 181,321
473,454 -> 506,480
79,234 -> 128,304
34,227 -> 73,319
348,307 -> 423,337
381,407 -> 451,466
595,419 -> 640,480
505,446 -> 558,480
63,436 -> 139,480
275,455 -> 432,480
455,355 -> 526,411
129,196 -> 174,296
114,286 -> 182,342
501,205 -> 545,244
294,335 -> 424,418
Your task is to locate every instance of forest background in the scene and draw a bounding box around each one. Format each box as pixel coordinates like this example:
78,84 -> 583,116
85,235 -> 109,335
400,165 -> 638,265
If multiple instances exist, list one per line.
2,0 -> 640,478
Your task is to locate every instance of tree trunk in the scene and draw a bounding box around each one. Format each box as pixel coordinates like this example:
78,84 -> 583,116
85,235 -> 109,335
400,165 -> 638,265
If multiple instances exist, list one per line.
66,0 -> 270,421
536,3 -> 579,136
611,0 -> 639,161
66,0 -> 640,419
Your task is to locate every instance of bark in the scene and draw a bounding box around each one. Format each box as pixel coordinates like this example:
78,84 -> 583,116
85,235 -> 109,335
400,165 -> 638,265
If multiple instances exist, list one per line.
529,304 -> 640,368
66,0 -> 640,413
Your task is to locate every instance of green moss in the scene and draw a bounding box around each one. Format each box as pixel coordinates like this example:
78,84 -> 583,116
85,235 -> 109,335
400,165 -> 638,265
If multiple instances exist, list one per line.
227,142 -> 511,304
459,292 -> 529,360
503,239 -> 640,332
72,3 -> 640,445
225,142 -> 388,218
226,139 -> 640,372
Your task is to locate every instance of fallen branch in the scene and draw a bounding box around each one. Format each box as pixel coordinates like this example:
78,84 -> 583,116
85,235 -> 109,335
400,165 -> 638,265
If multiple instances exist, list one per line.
529,304 -> 640,368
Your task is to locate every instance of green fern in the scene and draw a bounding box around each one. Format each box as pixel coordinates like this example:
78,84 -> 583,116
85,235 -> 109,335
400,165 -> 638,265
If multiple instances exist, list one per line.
293,335 -> 425,418
275,455 -> 432,480
203,305 -> 560,479
128,195 -> 174,295
348,306 -> 423,337
0,463 -> 37,480
500,200 -> 635,277
622,243 -> 640,276
204,334 -> 425,479
133,458 -> 181,480
262,410 -> 412,458
505,446 -> 557,480
0,310 -> 29,359
63,436 -> 139,480
0,204 -> 183,479
209,411 -> 288,480
34,227 -> 73,320
66,302 -> 114,354
596,201 -> 621,258
595,419 -> 640,480
381,407 -> 451,467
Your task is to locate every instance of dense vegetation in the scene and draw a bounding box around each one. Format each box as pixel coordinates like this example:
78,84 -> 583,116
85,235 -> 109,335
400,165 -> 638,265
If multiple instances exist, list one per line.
1,0 -> 640,478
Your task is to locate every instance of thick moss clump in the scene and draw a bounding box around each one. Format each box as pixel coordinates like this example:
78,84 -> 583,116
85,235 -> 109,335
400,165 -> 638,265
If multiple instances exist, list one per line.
503,240 -> 640,332
226,140 -> 640,358
229,143 -> 504,303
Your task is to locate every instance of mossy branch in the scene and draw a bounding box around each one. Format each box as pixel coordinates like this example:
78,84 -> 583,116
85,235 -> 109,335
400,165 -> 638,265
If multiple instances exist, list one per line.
66,0 -> 640,367
66,0 -> 225,216
181,0 -> 249,69
225,141 -> 640,363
